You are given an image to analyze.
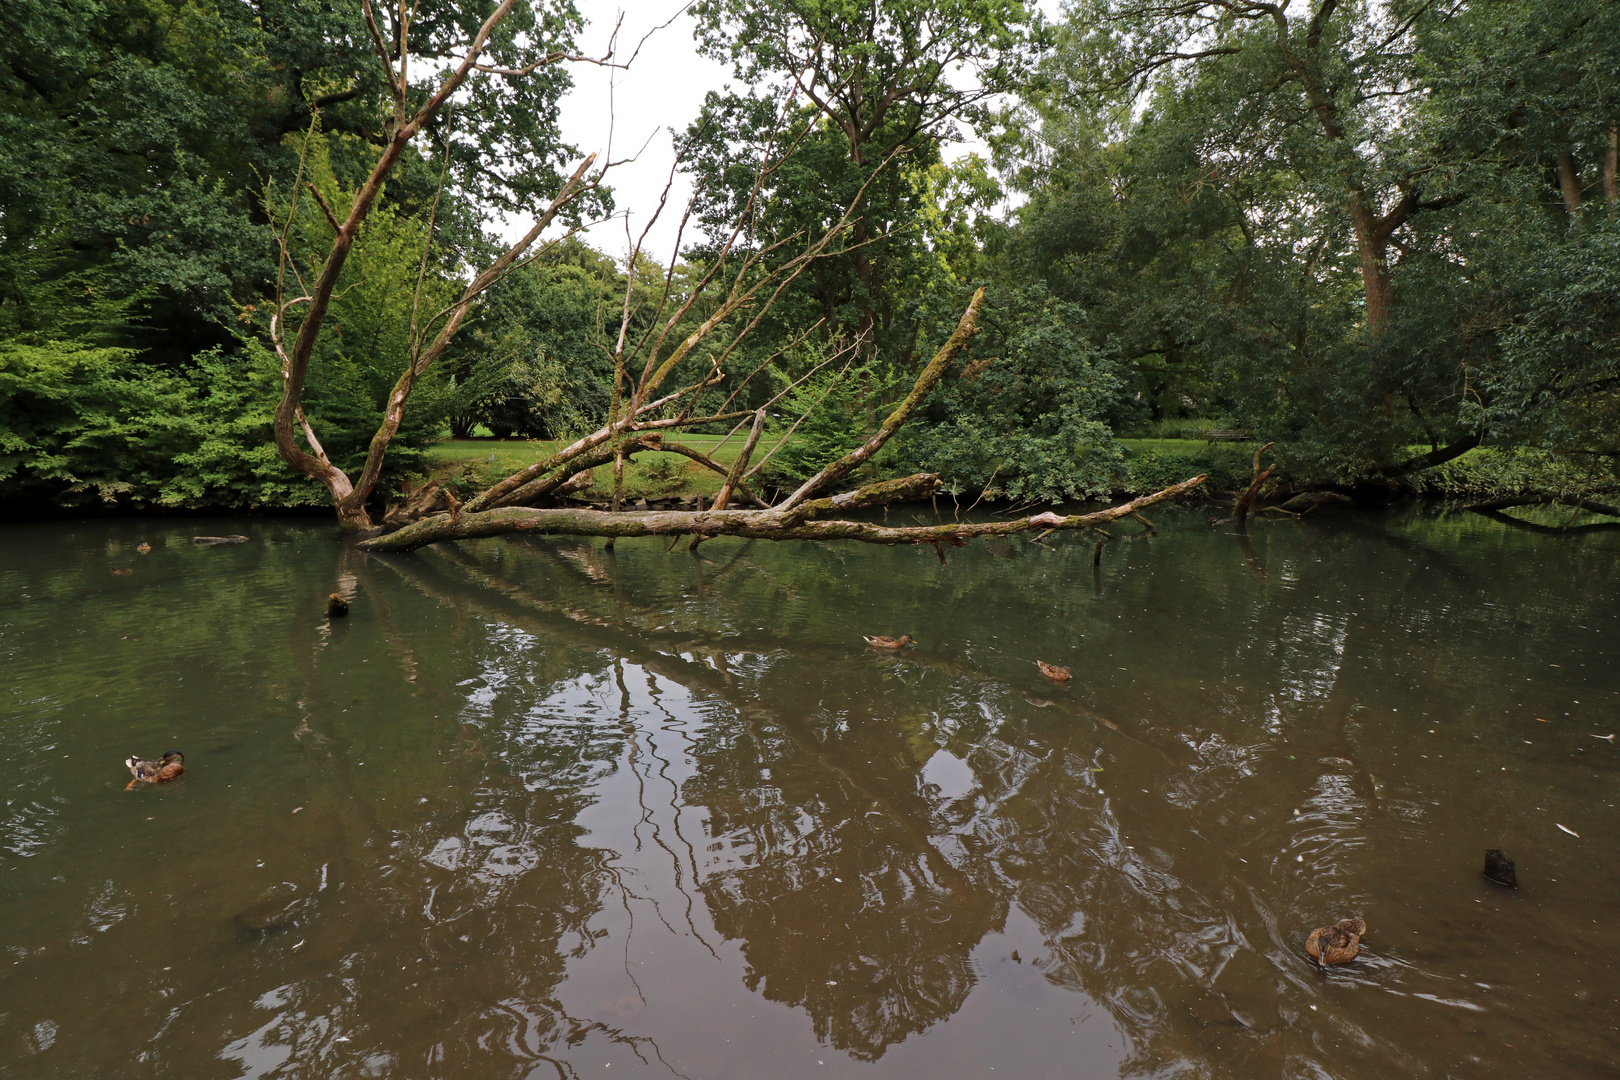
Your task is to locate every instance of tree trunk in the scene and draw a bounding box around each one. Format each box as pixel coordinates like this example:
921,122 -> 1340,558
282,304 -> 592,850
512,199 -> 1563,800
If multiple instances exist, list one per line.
1558,150 -> 1584,214
336,501 -> 376,532
1375,432 -> 1482,478
848,216 -> 879,347
1347,195 -> 1395,339
1604,126 -> 1617,206
1232,442 -> 1277,524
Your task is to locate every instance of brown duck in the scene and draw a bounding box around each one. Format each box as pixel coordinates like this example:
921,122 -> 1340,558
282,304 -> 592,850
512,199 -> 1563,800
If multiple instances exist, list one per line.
1036,660 -> 1072,682
124,751 -> 184,790
863,634 -> 915,650
1306,917 -> 1366,966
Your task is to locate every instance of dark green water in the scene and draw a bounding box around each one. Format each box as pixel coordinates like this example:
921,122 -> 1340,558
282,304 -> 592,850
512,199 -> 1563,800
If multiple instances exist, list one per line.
1,507 -> 1616,1078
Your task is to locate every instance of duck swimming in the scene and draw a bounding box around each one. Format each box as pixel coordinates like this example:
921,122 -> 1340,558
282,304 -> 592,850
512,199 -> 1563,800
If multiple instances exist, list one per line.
125,751 -> 184,789
863,634 -> 915,650
1305,917 -> 1366,966
1036,660 -> 1072,682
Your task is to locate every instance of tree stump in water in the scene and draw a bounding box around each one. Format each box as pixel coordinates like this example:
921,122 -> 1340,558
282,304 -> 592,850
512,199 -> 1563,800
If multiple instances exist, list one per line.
327,593 -> 349,618
1483,848 -> 1517,887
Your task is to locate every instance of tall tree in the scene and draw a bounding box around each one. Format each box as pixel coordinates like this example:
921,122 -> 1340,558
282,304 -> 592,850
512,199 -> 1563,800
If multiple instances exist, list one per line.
688,0 -> 1036,353
1411,0 -> 1620,459
1059,0 -> 1451,342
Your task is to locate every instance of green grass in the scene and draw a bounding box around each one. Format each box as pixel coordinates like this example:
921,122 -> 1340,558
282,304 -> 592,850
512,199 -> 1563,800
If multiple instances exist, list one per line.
424,433 -> 790,502
1117,438 -> 1259,493
426,433 -> 1255,502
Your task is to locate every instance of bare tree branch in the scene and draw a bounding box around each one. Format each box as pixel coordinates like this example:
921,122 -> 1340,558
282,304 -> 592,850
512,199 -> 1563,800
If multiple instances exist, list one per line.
781,288 -> 984,508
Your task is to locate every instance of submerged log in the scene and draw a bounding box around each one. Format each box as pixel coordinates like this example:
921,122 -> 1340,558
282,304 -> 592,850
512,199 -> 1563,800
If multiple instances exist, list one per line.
235,894 -> 314,935
193,535 -> 250,545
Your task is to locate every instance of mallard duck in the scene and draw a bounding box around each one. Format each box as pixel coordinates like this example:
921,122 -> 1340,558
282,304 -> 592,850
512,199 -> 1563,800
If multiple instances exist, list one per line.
863,634 -> 915,650
124,751 -> 184,789
1036,660 -> 1072,682
1305,917 -> 1366,966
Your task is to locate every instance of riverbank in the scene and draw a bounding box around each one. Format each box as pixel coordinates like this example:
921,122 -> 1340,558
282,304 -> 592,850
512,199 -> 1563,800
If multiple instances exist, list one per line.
5,437 -> 1613,524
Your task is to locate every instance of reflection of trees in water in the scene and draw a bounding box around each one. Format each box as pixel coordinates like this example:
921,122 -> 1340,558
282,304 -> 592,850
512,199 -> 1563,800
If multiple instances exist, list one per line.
221,552 -> 660,1077
968,729 -> 1275,1076
398,522 -> 1617,1074
424,531 -> 1359,1070
427,538 -> 1014,1060
16,514 -> 1617,1075
684,689 -> 1005,1059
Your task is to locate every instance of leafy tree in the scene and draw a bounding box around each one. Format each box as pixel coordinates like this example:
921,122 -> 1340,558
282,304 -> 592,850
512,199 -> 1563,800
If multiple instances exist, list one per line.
447,243 -> 622,439
1405,0 -> 1620,468
894,287 -> 1132,501
0,0 -> 386,356
996,0 -> 1619,485
686,0 -> 1037,355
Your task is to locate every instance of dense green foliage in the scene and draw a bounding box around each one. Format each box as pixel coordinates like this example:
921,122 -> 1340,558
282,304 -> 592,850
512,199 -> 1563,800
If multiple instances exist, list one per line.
2,0 -> 1616,513
0,0 -> 590,510
988,0 -> 1620,491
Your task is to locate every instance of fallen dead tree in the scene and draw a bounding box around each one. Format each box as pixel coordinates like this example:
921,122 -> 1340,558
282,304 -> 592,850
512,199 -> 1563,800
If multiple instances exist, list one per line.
263,3 -> 1204,554
360,291 -> 1205,552
359,474 -> 1207,552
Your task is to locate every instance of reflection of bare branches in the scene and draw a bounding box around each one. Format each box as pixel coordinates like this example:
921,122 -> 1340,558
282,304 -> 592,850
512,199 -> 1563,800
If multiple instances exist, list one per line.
642,673 -> 722,958
374,549 -> 730,695
488,998 -> 691,1080
1235,528 -> 1265,578
349,554 -> 421,683
551,1005 -> 692,1080
610,658 -> 682,988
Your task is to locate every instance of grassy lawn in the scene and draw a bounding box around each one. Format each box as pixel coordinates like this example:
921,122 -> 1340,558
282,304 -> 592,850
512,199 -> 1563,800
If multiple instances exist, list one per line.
1117,437 -> 1245,456
425,433 -> 790,502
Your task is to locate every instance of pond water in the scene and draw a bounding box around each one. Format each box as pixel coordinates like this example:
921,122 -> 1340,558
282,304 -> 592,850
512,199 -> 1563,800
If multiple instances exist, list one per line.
1,506 -> 1617,1078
